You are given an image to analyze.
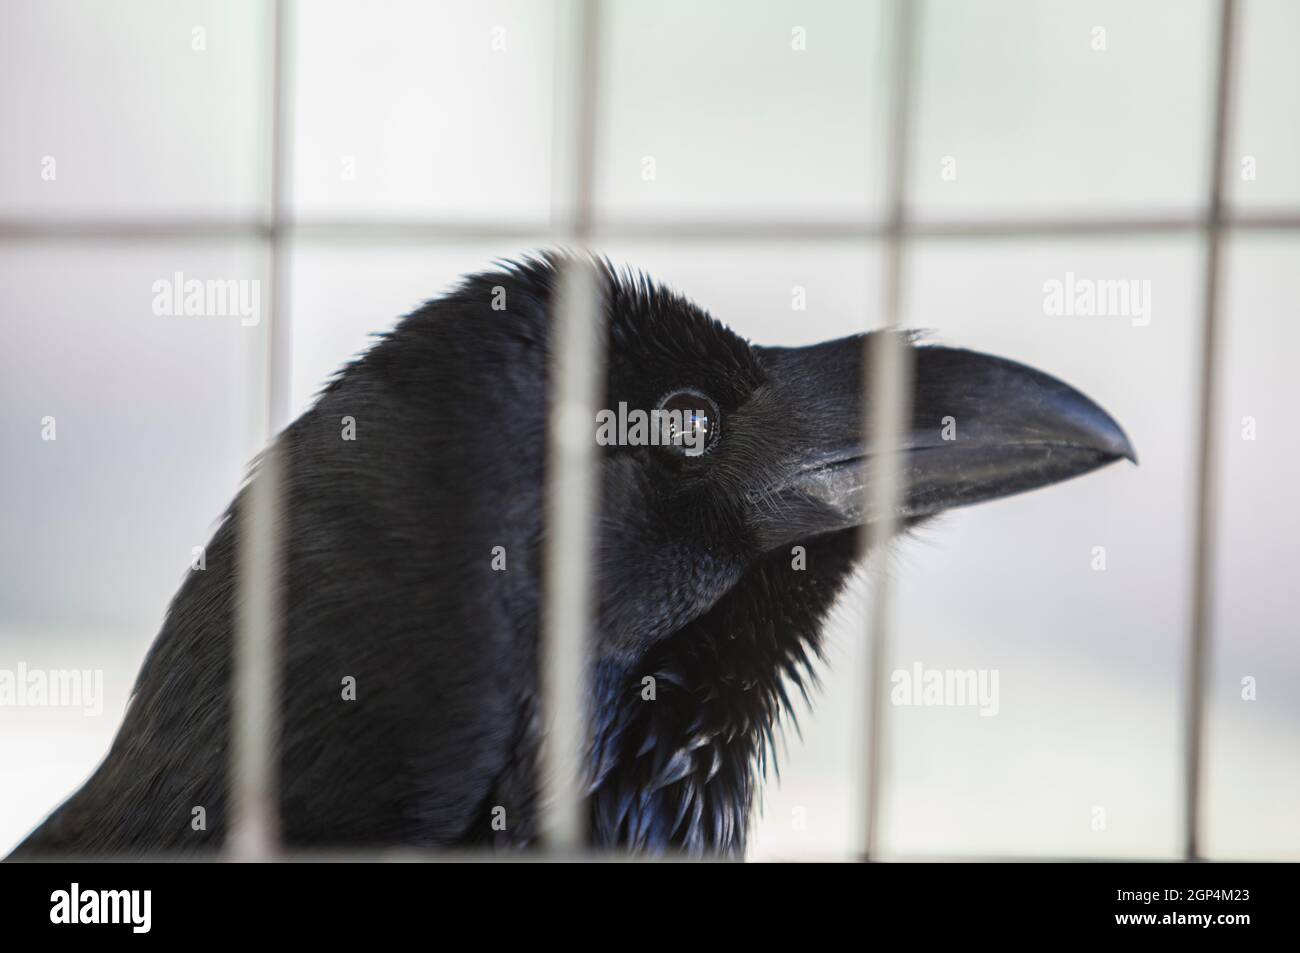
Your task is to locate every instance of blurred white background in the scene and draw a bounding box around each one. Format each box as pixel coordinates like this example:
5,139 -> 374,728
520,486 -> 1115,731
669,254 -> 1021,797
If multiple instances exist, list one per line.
1,0 -> 1297,859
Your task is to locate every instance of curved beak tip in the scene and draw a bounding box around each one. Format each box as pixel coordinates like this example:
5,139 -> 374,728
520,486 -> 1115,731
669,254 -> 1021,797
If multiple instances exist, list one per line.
1093,412 -> 1138,467
1106,426 -> 1139,467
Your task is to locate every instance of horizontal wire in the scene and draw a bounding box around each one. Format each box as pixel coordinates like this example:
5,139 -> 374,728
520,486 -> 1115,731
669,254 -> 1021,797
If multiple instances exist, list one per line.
1,213 -> 1299,244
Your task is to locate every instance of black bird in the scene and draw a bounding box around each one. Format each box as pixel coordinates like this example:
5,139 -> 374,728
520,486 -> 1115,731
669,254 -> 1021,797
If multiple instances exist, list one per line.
11,254 -> 1135,858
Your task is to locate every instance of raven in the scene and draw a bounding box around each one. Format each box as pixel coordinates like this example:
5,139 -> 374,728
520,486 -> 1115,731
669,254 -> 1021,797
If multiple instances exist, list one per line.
11,254 -> 1135,858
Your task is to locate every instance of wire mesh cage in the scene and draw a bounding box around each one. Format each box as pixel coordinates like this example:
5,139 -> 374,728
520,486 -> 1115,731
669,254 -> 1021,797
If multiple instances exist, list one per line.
2,0 -> 1298,864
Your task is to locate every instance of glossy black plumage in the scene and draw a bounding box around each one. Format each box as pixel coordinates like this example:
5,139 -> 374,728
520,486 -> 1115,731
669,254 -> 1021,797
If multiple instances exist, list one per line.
11,254 -> 1134,858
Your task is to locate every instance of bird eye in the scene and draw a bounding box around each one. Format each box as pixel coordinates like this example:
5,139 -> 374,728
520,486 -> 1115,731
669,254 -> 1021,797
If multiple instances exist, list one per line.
657,389 -> 720,457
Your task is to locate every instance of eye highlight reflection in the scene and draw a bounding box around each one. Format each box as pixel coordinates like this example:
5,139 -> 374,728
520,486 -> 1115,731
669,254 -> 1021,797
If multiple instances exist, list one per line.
658,389 -> 720,457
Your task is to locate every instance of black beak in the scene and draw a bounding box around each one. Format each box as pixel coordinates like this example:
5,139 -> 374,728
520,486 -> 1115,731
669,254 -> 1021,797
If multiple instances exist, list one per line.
750,336 -> 1136,548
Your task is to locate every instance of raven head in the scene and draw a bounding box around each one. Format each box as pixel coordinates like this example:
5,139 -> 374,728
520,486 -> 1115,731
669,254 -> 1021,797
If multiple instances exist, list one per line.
590,260 -> 1136,664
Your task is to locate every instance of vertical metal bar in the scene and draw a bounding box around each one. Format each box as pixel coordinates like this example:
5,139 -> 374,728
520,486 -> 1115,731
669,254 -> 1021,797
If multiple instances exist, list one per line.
1185,0 -> 1237,863
861,0 -> 919,862
232,446 -> 283,862
230,0 -> 293,862
539,0 -> 602,854
266,0 -> 295,434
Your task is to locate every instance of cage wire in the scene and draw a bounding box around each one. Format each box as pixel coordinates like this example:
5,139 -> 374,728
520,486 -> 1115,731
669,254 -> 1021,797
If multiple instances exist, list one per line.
8,0 -> 1293,861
